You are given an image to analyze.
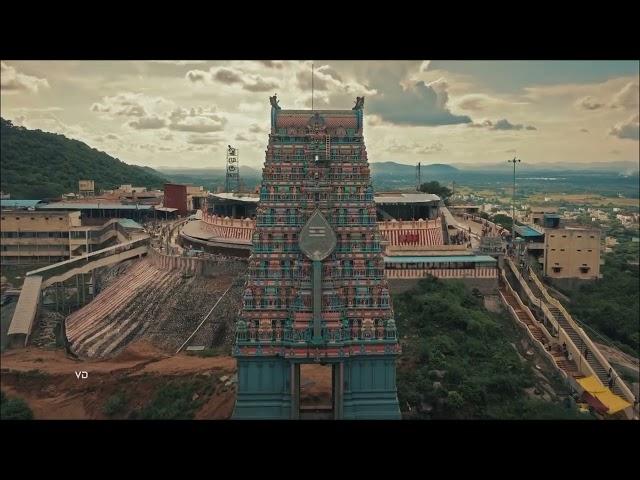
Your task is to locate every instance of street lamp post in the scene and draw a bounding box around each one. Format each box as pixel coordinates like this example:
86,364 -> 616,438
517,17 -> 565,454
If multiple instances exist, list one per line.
508,156 -> 521,254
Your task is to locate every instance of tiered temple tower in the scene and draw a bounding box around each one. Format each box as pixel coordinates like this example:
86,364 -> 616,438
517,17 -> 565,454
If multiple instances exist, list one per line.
232,96 -> 401,419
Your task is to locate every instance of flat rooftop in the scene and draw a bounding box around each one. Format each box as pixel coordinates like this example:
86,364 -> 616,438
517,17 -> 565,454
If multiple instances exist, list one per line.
210,192 -> 259,203
374,193 -> 441,204
0,199 -> 43,209
384,255 -> 497,264
38,202 -> 154,210
515,225 -> 545,238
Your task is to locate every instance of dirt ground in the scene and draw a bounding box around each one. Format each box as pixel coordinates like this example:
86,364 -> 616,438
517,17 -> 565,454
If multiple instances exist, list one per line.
1,340 -> 237,420
1,341 -> 335,419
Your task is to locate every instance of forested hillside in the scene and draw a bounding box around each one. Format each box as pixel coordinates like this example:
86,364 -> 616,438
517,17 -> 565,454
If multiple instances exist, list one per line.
0,118 -> 168,199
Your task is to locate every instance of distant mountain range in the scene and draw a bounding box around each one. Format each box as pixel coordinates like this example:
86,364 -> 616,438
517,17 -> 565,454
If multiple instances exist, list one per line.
452,160 -> 639,174
2,117 -> 636,201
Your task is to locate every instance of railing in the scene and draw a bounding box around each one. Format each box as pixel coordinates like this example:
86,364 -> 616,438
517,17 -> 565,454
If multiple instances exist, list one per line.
506,258 -> 560,335
25,236 -> 150,283
499,272 -> 573,386
202,214 -> 255,229
528,265 -> 637,415
377,219 -> 442,231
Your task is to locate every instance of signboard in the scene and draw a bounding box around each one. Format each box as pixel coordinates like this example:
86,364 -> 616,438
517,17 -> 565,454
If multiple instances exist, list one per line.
79,180 -> 95,191
298,209 -> 337,261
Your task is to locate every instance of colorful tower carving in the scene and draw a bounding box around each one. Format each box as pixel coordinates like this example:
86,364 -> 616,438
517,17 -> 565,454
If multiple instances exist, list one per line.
232,96 -> 401,419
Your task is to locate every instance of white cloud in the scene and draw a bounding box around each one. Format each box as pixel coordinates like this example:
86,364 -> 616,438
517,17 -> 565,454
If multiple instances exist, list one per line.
128,116 -> 167,129
611,81 -> 639,110
1,61 -> 50,93
576,96 -> 604,110
186,134 -> 222,145
610,114 -> 639,141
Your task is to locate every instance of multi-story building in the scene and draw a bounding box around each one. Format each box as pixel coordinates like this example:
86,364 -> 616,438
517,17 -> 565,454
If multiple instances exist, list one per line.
232,96 -> 401,419
516,210 -> 602,281
0,210 -> 125,265
543,226 -> 601,280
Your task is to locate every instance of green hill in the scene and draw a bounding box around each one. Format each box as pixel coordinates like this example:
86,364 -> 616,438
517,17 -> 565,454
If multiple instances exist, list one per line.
0,118 -> 168,199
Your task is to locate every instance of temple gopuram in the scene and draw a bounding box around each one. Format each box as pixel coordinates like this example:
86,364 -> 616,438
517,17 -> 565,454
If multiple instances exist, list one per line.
232,96 -> 402,419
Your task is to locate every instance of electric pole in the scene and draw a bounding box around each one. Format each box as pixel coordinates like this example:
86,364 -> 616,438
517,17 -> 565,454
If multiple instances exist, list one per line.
507,156 -> 521,250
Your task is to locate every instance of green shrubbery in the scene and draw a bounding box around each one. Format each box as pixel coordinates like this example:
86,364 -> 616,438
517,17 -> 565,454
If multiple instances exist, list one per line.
130,379 -> 210,420
1,118 -> 167,199
565,240 -> 639,357
103,391 -> 129,418
1,390 -> 34,420
394,277 -> 586,419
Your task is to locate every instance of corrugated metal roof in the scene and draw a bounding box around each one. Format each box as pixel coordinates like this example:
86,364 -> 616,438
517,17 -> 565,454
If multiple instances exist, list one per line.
38,202 -> 153,210
154,206 -> 179,212
515,225 -> 545,238
384,255 -> 497,264
211,192 -> 259,203
0,199 -> 43,209
117,219 -> 144,229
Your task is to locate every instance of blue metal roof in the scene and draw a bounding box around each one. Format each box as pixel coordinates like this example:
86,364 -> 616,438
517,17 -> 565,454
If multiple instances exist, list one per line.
37,202 -> 153,210
0,199 -> 42,209
384,255 -> 497,264
514,225 -> 544,238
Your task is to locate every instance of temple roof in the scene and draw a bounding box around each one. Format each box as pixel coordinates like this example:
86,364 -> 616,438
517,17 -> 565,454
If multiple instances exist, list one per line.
275,110 -> 358,129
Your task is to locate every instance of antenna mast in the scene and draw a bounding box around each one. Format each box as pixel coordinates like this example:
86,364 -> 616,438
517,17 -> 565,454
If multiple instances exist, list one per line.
311,62 -> 314,110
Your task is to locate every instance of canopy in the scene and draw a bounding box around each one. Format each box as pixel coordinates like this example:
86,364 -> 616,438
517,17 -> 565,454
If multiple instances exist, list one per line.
580,392 -> 608,415
592,390 -> 632,414
577,375 -> 632,414
577,375 -> 606,393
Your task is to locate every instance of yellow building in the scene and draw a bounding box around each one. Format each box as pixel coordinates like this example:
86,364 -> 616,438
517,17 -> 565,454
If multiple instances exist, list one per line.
544,226 -> 601,280
0,210 -> 124,265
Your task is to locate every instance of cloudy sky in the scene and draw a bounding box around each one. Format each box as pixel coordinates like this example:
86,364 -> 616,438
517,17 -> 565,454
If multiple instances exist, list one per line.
1,60 -> 638,170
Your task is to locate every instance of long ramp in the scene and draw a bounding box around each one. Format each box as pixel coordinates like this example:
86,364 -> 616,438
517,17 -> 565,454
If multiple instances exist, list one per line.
6,275 -> 43,348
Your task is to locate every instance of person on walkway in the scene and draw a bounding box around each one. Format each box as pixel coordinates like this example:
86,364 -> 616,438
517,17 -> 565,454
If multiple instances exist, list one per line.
584,347 -> 589,360
567,351 -> 573,362
562,342 -> 568,357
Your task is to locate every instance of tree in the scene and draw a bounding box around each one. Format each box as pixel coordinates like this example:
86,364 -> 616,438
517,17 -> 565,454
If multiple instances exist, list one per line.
492,214 -> 513,230
419,181 -> 453,202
